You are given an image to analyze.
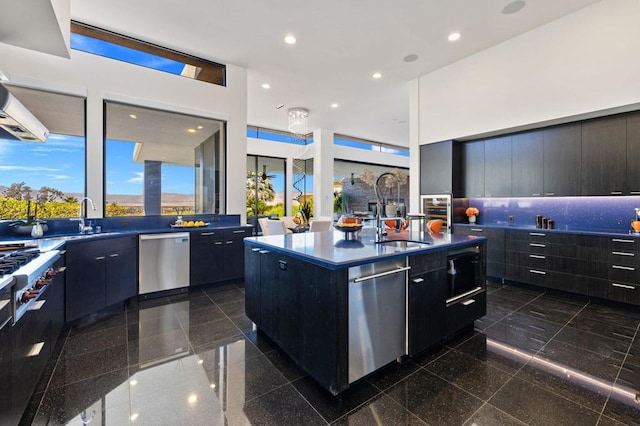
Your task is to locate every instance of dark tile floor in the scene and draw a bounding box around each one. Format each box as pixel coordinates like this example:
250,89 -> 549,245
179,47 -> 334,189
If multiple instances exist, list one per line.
23,281 -> 640,425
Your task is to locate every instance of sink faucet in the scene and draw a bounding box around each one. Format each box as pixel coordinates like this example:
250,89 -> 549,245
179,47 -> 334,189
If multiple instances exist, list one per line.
374,172 -> 401,241
76,197 -> 96,233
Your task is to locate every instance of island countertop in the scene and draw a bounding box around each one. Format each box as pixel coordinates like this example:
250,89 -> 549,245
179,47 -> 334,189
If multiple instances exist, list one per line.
244,228 -> 486,269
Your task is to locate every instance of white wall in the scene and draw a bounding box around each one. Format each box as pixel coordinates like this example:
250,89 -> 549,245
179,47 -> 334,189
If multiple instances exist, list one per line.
0,42 -> 247,220
414,0 -> 640,145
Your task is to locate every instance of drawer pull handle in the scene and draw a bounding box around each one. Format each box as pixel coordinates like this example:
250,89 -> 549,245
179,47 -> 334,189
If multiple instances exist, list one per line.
612,251 -> 635,257
545,192 -> 555,196
612,239 -> 634,243
470,228 -> 484,232
27,342 -> 45,357
529,233 -> 546,237
225,241 -> 233,244
201,232 -> 215,236
612,283 -> 635,290
258,250 -> 270,254
612,265 -> 635,271
610,191 -> 622,195
529,243 -> 546,248
252,247 -> 260,252
95,256 -> 106,260
412,278 -> 424,283
233,230 -> 246,234
214,242 -> 223,245
109,253 -> 119,258
529,254 -> 546,259
461,299 -> 475,306
630,191 -> 640,195
529,269 -> 546,275
532,193 -> 541,196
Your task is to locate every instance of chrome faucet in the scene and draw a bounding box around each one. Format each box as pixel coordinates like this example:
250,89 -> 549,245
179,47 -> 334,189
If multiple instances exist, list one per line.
374,172 -> 401,241
77,197 -> 96,233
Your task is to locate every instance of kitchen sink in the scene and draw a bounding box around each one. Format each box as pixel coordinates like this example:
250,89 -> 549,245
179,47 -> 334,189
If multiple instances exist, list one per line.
376,240 -> 430,250
46,232 -> 124,241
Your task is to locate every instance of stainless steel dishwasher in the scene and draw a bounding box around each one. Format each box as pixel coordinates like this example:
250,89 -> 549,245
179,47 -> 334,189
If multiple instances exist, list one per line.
348,258 -> 409,383
139,232 -> 190,297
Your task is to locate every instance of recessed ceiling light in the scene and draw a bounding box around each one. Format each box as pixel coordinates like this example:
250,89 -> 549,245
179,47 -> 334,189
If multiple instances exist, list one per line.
261,83 -> 271,89
187,128 -> 197,133
403,54 -> 419,63
372,72 -> 383,79
448,32 -> 461,42
197,125 -> 203,129
331,103 -> 339,109
130,413 -> 139,421
502,0 -> 526,15
284,35 -> 297,45
129,114 -> 137,119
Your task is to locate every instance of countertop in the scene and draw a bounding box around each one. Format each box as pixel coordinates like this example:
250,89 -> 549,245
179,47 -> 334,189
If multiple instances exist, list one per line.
453,222 -> 640,239
244,228 -> 486,269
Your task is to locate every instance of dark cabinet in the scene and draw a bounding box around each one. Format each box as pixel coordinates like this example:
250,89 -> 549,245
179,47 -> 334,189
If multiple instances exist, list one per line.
483,136 -> 512,197
408,251 -> 446,356
420,140 -> 459,195
244,245 -> 262,324
626,112 -> 640,195
190,227 -> 252,285
543,124 -> 581,196
0,308 -> 12,426
223,228 -> 251,280
190,229 -> 224,285
66,236 -> 138,322
511,131 -> 544,197
453,225 -> 505,278
460,140 -> 485,198
581,115 -> 627,196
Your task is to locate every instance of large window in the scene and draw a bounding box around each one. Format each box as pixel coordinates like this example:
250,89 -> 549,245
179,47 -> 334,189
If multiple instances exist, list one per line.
0,86 -> 85,223
105,101 -> 225,216
246,156 -> 286,218
71,21 -> 225,86
334,134 -> 409,157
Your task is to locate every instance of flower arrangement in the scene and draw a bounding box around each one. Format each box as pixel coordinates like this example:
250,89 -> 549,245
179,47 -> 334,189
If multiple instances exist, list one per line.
465,207 -> 480,217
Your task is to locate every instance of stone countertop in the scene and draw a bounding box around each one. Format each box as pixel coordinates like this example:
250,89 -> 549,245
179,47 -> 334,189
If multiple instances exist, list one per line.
0,224 -> 253,245
453,222 -> 640,239
244,228 -> 486,269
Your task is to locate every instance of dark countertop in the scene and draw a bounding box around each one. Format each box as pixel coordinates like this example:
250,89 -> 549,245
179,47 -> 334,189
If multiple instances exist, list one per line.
453,222 -> 640,239
0,224 -> 253,245
244,228 -> 486,269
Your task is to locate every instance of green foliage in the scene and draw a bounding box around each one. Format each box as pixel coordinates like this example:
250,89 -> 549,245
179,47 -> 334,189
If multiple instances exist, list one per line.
264,203 -> 284,217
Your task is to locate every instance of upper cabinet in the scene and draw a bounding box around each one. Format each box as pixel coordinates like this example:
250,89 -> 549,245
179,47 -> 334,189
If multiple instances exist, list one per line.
581,115 -> 627,196
484,136 -> 512,197
420,140 -> 459,195
460,140 -> 485,198
626,112 -> 640,195
543,124 -> 581,196
511,131 -> 544,197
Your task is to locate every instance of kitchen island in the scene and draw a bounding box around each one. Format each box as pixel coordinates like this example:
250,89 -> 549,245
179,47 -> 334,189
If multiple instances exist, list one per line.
244,228 -> 487,395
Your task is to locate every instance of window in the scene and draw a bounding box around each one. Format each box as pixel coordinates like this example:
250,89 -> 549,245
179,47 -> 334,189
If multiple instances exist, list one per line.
105,101 -> 225,216
0,86 -> 85,223
246,156 -> 286,218
247,125 -> 312,145
71,21 -> 225,86
334,134 -> 409,157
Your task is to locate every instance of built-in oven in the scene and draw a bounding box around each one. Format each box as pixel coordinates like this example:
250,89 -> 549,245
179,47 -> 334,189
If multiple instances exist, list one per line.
446,247 -> 483,304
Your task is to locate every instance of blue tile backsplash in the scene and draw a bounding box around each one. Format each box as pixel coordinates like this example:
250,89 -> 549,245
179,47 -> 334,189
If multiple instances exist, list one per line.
456,196 -> 640,234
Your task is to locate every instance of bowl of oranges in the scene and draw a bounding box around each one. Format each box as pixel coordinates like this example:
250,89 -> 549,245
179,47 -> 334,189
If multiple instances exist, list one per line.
171,220 -> 208,228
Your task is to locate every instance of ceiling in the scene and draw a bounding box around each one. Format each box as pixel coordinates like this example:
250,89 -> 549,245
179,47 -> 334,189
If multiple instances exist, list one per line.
8,0 -> 603,148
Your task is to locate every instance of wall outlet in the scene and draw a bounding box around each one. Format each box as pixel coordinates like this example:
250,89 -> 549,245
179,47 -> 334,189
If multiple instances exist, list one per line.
508,215 -> 514,224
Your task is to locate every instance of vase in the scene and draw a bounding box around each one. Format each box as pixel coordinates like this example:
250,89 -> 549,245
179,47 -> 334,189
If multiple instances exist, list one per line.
468,215 -> 476,224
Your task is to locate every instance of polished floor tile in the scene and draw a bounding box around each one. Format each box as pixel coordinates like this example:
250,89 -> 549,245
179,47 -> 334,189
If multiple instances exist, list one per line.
23,281 -> 640,426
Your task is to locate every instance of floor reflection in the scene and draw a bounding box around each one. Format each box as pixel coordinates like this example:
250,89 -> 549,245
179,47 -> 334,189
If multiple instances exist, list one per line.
25,282 -> 640,425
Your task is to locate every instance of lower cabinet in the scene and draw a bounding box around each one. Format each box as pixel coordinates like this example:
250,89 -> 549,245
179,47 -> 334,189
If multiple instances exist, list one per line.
408,267 -> 447,356
66,236 -> 138,322
453,225 -> 505,278
0,311 -> 13,426
190,226 -> 252,285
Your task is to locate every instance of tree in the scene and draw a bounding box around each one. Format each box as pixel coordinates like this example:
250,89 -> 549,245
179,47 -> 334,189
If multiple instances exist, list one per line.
3,182 -> 32,201
246,171 -> 276,215
64,196 -> 79,203
36,186 -> 64,204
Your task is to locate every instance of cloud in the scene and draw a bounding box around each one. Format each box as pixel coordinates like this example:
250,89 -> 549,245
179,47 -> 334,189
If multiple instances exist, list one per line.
48,174 -> 71,180
127,172 -> 144,183
0,140 -> 14,157
0,166 -> 59,172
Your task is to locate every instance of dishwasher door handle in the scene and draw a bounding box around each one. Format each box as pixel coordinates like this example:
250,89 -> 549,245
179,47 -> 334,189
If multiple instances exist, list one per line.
353,266 -> 411,283
139,233 -> 190,241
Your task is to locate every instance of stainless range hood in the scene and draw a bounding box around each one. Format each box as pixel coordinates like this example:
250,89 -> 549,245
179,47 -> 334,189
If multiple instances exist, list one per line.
0,84 -> 49,142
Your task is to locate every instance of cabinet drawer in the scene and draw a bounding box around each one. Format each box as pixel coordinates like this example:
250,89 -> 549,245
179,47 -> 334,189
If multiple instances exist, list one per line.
223,227 -> 252,241
454,227 -> 505,250
506,239 -> 576,258
587,277 -> 640,306
578,235 -> 639,251
505,229 -> 577,245
409,251 -> 446,276
506,264 -> 580,293
445,291 -> 486,335
190,229 -> 224,242
576,246 -> 639,267
609,263 -> 638,285
506,251 -> 575,273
